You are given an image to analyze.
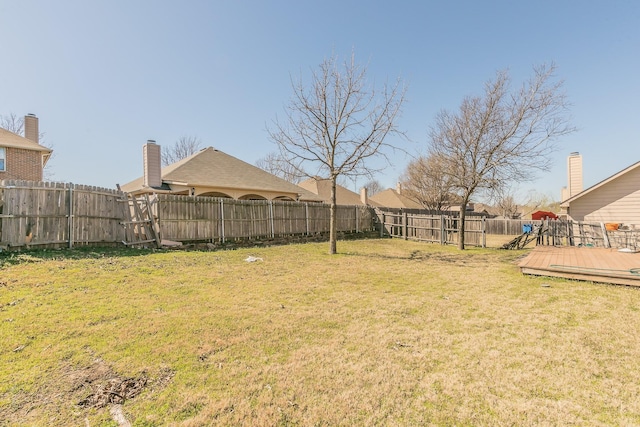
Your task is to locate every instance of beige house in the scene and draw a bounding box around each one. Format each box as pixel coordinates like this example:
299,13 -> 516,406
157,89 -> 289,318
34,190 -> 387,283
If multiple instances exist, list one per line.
369,186 -> 422,209
297,177 -> 378,206
560,159 -> 640,225
121,142 -> 322,202
0,114 -> 52,182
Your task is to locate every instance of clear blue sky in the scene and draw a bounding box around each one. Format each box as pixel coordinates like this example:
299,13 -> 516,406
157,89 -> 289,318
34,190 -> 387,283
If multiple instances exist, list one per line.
1,1 -> 639,203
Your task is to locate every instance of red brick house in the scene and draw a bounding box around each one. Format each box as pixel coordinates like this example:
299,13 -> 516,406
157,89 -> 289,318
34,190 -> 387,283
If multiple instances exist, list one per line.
0,114 -> 52,182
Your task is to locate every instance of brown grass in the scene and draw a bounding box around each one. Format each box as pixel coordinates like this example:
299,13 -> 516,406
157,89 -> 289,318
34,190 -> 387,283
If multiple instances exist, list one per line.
1,239 -> 640,425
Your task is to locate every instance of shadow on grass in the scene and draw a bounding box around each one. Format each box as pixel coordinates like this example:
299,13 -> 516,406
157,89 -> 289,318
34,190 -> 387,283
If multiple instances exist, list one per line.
343,246 -> 524,265
0,246 -> 156,268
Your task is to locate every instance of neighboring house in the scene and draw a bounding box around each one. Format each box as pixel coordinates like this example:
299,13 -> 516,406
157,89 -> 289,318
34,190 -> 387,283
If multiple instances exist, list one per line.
121,142 -> 322,202
0,114 -> 52,182
560,160 -> 640,225
369,186 -> 422,209
297,177 -> 378,206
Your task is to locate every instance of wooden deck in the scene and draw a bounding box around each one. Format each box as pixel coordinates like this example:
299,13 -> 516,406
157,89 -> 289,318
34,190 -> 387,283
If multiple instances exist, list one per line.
518,246 -> 640,286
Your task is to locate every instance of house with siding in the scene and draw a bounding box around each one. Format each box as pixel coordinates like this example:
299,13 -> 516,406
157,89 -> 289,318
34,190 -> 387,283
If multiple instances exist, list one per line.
560,159 -> 640,226
0,114 -> 52,182
121,141 -> 322,202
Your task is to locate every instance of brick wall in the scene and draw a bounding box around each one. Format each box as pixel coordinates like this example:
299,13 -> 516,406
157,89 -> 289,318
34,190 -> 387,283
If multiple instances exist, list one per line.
0,147 -> 44,181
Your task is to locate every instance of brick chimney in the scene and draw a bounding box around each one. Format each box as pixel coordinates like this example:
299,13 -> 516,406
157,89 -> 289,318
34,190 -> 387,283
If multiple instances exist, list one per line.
143,140 -> 162,188
360,187 -> 368,205
396,182 -> 402,195
24,114 -> 39,144
562,152 -> 583,201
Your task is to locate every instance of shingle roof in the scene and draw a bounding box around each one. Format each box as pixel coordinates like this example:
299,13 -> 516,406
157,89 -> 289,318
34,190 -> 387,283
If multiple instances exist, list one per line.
369,188 -> 422,209
297,177 -> 380,206
0,128 -> 52,153
121,147 -> 322,201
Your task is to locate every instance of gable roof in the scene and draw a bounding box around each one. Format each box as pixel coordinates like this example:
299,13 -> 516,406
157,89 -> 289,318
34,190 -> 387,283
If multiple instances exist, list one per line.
297,177 -> 378,206
560,160 -> 640,207
369,188 -> 422,209
121,147 -> 322,201
0,128 -> 52,153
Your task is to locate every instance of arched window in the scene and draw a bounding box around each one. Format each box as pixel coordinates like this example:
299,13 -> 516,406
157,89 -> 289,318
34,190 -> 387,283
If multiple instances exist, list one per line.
238,194 -> 267,200
199,191 -> 232,198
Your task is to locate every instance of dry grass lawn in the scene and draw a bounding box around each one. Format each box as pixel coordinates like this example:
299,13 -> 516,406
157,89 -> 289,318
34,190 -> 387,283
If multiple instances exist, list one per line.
1,238 -> 640,426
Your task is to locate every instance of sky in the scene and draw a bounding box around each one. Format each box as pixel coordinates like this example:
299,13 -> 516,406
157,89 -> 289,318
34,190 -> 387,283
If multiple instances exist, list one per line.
1,0 -> 639,203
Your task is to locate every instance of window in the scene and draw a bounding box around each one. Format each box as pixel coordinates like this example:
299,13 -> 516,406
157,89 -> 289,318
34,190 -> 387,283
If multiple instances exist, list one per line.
0,147 -> 5,171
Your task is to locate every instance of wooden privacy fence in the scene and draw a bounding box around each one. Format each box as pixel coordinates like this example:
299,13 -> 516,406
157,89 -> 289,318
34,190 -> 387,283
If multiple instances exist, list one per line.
156,195 -> 374,242
0,180 -> 125,249
377,210 -> 486,247
376,212 -> 640,250
484,218 -> 537,236
0,180 -> 376,250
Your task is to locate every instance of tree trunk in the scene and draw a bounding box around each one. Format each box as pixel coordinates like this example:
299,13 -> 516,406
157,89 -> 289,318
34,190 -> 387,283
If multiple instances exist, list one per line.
458,199 -> 467,250
329,177 -> 337,254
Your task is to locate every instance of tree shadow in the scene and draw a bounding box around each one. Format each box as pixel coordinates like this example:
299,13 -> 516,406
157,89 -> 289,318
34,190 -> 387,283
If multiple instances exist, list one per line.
0,246 -> 156,268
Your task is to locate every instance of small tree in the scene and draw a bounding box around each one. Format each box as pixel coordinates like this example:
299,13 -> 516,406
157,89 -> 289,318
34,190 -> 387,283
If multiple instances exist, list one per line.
521,190 -> 560,217
400,154 -> 456,210
362,179 -> 383,196
428,64 -> 575,249
495,193 -> 520,218
162,136 -> 202,166
268,53 -> 406,254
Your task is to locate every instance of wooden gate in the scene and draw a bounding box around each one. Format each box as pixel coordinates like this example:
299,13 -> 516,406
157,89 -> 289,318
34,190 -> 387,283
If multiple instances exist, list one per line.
120,194 -> 161,248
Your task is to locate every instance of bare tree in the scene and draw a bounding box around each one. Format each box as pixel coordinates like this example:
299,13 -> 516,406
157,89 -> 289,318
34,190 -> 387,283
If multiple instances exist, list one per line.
255,151 -> 306,183
495,192 -> 520,218
0,113 -> 24,135
428,63 -> 575,249
520,190 -> 560,217
400,154 -> 456,210
362,179 -> 383,196
268,53 -> 406,254
162,136 -> 202,166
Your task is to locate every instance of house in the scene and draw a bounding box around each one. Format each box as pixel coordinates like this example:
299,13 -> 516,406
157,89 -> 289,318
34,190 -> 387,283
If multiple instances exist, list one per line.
0,114 -> 52,182
297,177 -> 378,206
120,141 -> 322,202
560,156 -> 640,226
369,184 -> 422,209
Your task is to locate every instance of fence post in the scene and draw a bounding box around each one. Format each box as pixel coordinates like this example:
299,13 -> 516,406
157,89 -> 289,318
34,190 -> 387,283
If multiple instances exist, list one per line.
355,206 -> 359,233
220,199 -> 225,243
68,184 -> 74,248
440,215 -> 445,245
269,201 -> 275,238
544,219 -> 549,245
601,222 -> 611,248
305,203 -> 309,235
403,211 -> 408,240
482,216 -> 486,248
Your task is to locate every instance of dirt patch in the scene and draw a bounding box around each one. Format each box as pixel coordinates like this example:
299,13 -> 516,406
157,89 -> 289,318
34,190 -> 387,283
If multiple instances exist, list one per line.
71,358 -> 175,409
78,375 -> 147,408
409,250 -> 492,266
